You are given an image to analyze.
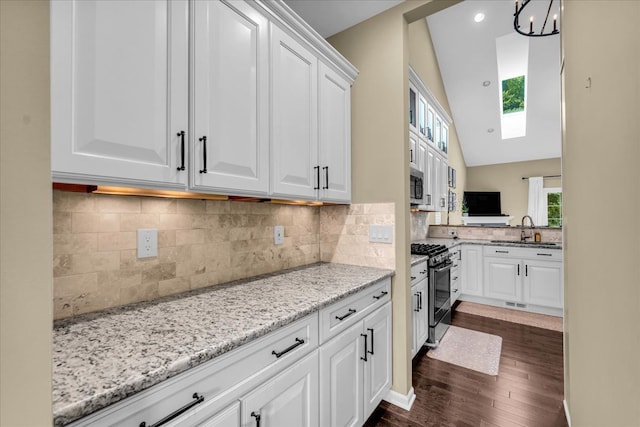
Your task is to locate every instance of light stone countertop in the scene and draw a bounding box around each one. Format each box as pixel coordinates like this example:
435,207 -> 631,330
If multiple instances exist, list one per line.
52,262 -> 394,426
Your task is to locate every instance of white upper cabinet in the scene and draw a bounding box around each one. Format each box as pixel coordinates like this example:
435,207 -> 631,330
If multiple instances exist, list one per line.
190,0 -> 270,196
318,62 -> 351,203
51,0 -> 189,189
270,25 -> 319,200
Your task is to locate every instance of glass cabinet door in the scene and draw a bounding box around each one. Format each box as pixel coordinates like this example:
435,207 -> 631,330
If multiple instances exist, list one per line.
418,95 -> 427,138
441,125 -> 448,154
435,116 -> 442,150
427,106 -> 434,143
409,86 -> 417,130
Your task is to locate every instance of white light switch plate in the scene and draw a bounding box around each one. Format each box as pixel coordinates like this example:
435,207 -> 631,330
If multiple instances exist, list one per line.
137,229 -> 158,258
274,225 -> 284,245
369,225 -> 393,244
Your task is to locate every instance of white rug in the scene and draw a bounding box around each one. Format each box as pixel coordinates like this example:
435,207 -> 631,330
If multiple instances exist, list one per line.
427,326 -> 502,376
456,301 -> 563,332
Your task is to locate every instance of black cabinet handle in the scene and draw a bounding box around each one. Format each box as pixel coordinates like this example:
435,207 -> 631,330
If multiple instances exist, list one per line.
176,131 -> 185,171
517,264 -> 520,276
414,293 -> 420,312
373,290 -> 388,300
322,166 -> 329,189
335,308 -> 356,321
410,148 -> 413,163
496,250 -> 509,254
420,269 -> 427,274
427,194 -> 431,205
251,411 -> 261,427
271,338 -> 304,358
199,136 -> 207,174
418,291 -> 423,310
360,333 -> 368,361
411,276 -> 416,281
537,253 -> 553,256
139,393 -> 204,427
525,265 -> 528,277
314,165 -> 320,190
367,328 -> 374,355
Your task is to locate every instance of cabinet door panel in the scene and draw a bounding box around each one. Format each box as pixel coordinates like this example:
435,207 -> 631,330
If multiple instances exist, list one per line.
319,63 -> 351,203
242,352 -> 319,427
192,0 -> 269,195
484,257 -> 521,301
424,147 -> 435,209
461,246 -> 483,296
51,0 -> 188,188
363,303 -> 392,417
319,323 -> 363,427
199,401 -> 240,427
524,260 -> 563,308
271,26 -> 318,199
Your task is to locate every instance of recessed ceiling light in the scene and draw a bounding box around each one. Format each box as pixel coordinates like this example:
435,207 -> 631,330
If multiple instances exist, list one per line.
487,128 -> 495,133
482,80 -> 491,87
474,13 -> 485,23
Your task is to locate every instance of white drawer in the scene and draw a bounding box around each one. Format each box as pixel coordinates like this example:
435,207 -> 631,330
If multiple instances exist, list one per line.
410,261 -> 428,284
319,277 -> 391,344
71,314 -> 319,427
483,245 -> 562,261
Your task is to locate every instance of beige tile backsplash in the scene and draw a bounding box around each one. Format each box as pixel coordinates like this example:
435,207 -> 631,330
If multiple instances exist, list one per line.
52,191 -> 396,319
428,224 -> 562,242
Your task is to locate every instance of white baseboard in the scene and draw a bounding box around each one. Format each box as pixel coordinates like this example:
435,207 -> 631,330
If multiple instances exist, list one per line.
383,387 -> 416,411
563,399 -> 571,426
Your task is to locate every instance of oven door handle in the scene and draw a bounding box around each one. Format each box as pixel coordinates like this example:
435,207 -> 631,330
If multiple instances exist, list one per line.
432,263 -> 452,274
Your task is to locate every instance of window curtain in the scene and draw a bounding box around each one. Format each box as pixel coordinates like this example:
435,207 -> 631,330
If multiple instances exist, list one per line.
527,176 -> 547,226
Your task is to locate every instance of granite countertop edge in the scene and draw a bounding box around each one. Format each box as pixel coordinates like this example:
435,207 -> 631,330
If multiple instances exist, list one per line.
413,238 -> 562,250
53,263 -> 394,426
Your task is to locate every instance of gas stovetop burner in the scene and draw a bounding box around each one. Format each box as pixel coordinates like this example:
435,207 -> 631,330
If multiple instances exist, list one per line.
411,243 -> 447,256
411,243 -> 451,266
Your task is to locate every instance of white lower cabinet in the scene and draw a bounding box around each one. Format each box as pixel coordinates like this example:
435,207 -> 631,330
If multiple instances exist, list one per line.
411,278 -> 428,358
460,245 -> 483,296
523,259 -> 563,309
319,302 -> 392,427
242,351 -> 319,427
483,257 -> 522,301
69,279 -> 392,427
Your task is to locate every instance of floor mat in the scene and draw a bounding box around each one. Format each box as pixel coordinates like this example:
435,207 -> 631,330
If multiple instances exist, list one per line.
456,301 -> 563,332
427,325 -> 502,376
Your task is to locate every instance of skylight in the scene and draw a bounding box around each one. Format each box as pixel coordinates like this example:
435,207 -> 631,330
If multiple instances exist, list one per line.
496,33 -> 529,139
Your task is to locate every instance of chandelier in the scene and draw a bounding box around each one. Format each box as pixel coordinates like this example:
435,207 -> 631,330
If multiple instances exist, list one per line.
514,0 -> 559,37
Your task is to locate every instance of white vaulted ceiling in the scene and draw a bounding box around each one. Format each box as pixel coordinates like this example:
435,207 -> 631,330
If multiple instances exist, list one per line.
427,0 -> 561,166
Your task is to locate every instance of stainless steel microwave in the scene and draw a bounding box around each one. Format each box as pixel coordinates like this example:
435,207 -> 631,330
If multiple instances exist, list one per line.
410,168 -> 423,205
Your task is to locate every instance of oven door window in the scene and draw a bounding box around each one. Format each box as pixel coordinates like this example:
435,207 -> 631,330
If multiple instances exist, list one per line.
430,262 -> 451,326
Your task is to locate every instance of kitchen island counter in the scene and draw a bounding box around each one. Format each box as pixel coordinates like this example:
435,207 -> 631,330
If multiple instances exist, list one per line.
53,262 -> 394,426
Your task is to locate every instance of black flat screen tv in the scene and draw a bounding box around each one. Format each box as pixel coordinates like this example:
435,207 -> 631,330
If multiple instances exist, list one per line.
464,191 -> 502,216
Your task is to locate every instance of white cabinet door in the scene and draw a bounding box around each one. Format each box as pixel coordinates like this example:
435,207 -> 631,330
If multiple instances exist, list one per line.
417,141 -> 427,175
461,245 -> 483,297
191,0 -> 269,196
271,25 -> 318,200
424,147 -> 436,209
484,257 -> 522,301
440,155 -> 448,212
409,132 -> 418,170
199,401 -> 240,427
523,260 -> 563,308
362,303 -> 392,417
319,323 -> 363,427
51,0 -> 188,189
411,279 -> 428,358
318,62 -> 351,203
242,351 -> 319,427
432,153 -> 446,212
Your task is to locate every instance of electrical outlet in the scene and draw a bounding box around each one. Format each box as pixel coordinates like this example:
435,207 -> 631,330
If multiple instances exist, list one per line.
274,225 -> 284,245
137,229 -> 158,258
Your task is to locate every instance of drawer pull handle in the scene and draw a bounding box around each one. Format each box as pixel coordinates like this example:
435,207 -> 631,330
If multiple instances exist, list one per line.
411,276 -> 416,281
251,411 -> 261,427
372,291 -> 388,300
420,270 -> 427,274
414,293 -> 420,312
367,328 -> 375,355
176,131 -> 186,171
360,333 -> 368,362
272,338 -> 304,358
496,250 -> 509,254
336,308 -> 356,321
452,276 -> 458,281
314,165 -> 320,190
199,136 -> 207,174
139,392 -> 204,427
537,253 -> 553,256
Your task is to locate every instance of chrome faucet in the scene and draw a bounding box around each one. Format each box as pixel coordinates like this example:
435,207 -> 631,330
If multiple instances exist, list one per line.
521,215 -> 535,241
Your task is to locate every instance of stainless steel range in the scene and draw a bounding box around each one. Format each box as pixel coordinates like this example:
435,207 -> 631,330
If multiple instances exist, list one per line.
411,243 -> 452,347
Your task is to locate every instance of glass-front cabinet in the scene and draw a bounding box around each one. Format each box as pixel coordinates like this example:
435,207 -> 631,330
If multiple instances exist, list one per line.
427,106 -> 435,143
441,124 -> 448,154
434,115 -> 442,152
409,82 -> 418,134
418,94 -> 427,139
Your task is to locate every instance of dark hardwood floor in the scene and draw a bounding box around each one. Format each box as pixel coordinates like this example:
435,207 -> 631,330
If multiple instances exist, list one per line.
366,309 -> 568,427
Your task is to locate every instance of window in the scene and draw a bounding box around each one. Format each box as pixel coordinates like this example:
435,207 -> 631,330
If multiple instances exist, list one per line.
544,187 -> 562,227
502,75 -> 525,114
